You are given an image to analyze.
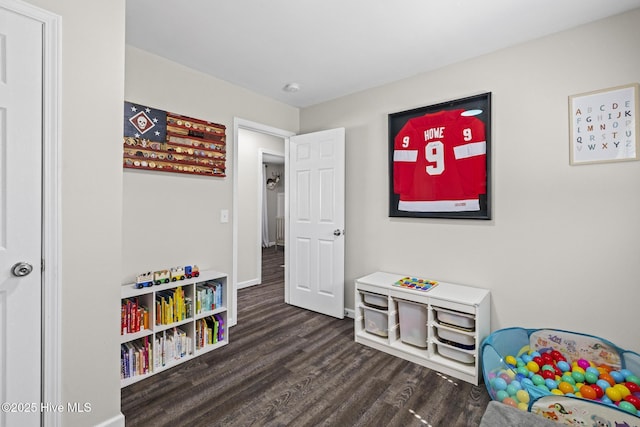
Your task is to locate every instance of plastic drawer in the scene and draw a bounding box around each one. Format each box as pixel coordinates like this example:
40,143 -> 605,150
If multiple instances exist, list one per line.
363,306 -> 388,337
397,299 -> 428,348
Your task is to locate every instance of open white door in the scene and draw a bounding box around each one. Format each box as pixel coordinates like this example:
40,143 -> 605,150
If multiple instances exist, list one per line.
0,5 -> 43,426
287,128 -> 345,318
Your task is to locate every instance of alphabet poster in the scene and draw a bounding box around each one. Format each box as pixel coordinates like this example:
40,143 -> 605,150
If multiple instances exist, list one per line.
569,83 -> 639,165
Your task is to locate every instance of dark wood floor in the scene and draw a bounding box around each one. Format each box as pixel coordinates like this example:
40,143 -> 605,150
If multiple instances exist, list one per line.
121,248 -> 491,426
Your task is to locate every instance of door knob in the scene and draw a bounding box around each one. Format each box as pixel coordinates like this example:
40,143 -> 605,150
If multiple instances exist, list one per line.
12,262 -> 33,277
333,229 -> 342,236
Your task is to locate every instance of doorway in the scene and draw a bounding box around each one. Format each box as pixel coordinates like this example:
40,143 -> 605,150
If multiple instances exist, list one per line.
231,118 -> 294,326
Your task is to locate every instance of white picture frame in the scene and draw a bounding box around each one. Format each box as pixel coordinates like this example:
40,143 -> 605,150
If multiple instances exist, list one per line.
569,83 -> 639,165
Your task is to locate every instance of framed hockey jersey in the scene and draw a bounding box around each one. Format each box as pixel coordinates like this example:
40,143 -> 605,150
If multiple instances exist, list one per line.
389,93 -> 491,219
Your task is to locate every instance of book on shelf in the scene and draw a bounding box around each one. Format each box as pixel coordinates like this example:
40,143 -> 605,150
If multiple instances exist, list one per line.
120,336 -> 152,379
196,281 -> 223,314
154,327 -> 192,367
155,286 -> 192,326
121,297 -> 149,335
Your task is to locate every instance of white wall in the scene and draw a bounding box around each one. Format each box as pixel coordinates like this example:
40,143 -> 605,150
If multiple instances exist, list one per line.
22,0 -> 125,425
300,9 -> 640,353
237,129 -> 285,285
123,47 -> 298,324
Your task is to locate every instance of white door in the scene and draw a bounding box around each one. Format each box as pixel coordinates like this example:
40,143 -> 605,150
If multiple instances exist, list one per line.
0,6 -> 43,426
288,128 -> 345,318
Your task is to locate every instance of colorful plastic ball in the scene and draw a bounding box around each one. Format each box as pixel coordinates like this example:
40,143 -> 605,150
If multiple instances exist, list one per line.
541,353 -> 553,364
521,354 -> 532,363
620,369 -> 633,378
496,390 -> 509,401
610,371 -> 625,384
600,373 -> 615,387
605,386 -> 622,402
600,395 -> 613,405
516,366 -> 529,377
533,356 -> 544,366
531,374 -> 545,386
550,350 -> 564,361
526,361 -> 540,374
516,389 -> 530,403
579,385 -> 597,400
505,355 -> 517,366
509,380 -> 522,391
500,372 -> 514,382
624,394 -> 640,410
577,359 -> 590,370
591,384 -> 604,399
617,401 -> 637,415
572,366 -> 586,375
530,351 -> 541,358
550,388 -> 564,395
545,379 -> 558,390
517,402 -> 528,411
584,371 -> 598,384
625,382 -> 640,393
626,375 -> 640,385
541,370 -> 556,380
571,371 -> 585,383
586,366 -> 600,376
506,384 -> 519,396
613,384 -> 631,399
521,378 -> 534,387
558,381 -> 575,394
562,374 -> 576,385
503,397 -> 518,408
492,377 -> 508,391
596,379 -> 611,390
557,361 -> 570,372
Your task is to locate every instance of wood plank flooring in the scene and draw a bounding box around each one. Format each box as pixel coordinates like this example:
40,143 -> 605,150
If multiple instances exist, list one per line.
121,248 -> 491,426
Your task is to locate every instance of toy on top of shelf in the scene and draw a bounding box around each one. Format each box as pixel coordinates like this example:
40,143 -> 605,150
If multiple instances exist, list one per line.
135,272 -> 154,289
170,266 -> 186,282
133,265 -> 200,288
393,276 -> 439,292
154,269 -> 170,285
185,265 -> 199,279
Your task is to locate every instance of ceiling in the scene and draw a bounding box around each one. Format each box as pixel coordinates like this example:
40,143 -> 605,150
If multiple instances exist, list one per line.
126,1 -> 640,108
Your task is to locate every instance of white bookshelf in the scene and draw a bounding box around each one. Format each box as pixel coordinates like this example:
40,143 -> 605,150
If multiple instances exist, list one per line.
354,272 -> 490,385
120,270 -> 229,388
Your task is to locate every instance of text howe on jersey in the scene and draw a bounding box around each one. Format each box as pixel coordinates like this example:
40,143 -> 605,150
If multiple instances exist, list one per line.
388,92 -> 491,220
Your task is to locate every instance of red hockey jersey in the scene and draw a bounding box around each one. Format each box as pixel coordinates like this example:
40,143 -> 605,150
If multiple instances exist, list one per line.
393,109 -> 486,212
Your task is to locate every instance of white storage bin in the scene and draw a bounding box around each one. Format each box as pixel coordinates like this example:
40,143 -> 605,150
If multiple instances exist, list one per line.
363,306 -> 388,337
397,299 -> 428,348
433,306 -> 475,331
361,291 -> 388,309
435,326 -> 475,350
436,343 -> 475,364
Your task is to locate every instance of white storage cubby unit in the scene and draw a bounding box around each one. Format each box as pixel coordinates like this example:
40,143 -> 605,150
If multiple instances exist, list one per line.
354,271 -> 490,385
120,270 -> 228,388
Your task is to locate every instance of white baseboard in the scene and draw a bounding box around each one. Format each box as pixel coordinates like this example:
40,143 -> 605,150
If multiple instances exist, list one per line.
237,278 -> 260,290
95,412 -> 125,427
344,308 -> 355,319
